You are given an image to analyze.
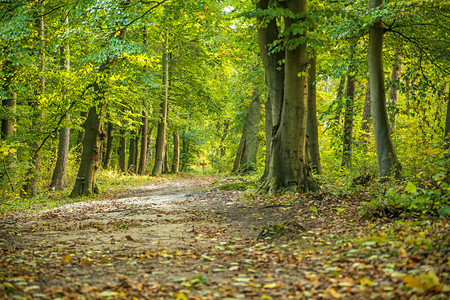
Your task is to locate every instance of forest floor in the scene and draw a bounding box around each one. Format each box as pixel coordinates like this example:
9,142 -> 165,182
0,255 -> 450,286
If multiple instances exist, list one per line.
0,175 -> 448,299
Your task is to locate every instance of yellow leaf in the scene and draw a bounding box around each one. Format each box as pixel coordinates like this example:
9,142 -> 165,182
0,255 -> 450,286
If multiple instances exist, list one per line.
263,283 -> 280,289
420,271 -> 440,289
326,287 -> 342,298
61,254 -> 71,263
398,247 -> 408,257
402,275 -> 425,290
360,278 -> 374,286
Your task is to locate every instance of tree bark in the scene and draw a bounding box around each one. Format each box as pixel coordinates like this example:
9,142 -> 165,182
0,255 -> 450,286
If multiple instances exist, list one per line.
138,113 -> 148,175
128,130 -> 137,174
256,0 -> 285,178
306,56 -> 322,174
102,121 -> 113,170
388,50 -> 401,131
119,128 -> 127,172
262,94 -> 272,181
368,0 -> 402,180
24,10 -> 45,196
361,82 -> 371,138
171,129 -> 179,174
342,72 -> 355,168
70,88 -> 106,197
261,0 -> 318,193
152,35 -> 169,176
50,12 -> 71,190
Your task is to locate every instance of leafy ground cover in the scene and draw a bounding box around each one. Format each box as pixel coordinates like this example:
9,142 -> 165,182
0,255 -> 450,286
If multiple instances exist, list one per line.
0,176 -> 448,299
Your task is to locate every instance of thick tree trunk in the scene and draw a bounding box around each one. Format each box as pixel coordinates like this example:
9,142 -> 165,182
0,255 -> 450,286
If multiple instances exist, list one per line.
138,113 -> 148,175
171,129 -> 179,174
152,36 -> 169,176
368,0 -> 401,180
256,0 -> 285,177
388,50 -> 401,131
261,0 -> 317,193
102,121 -> 113,170
233,88 -> 262,173
119,129 -> 127,172
306,56 -> 322,174
342,72 -> 355,168
50,12 -> 71,190
70,96 -> 105,196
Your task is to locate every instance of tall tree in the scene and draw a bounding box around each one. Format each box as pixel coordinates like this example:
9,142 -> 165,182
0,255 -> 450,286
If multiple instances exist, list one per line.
341,70 -> 355,168
388,50 -> 401,131
152,35 -> 169,176
306,55 -> 322,174
233,88 -> 262,173
50,12 -> 71,190
171,129 -> 179,174
24,6 -> 45,196
259,0 -> 318,193
368,0 -> 401,180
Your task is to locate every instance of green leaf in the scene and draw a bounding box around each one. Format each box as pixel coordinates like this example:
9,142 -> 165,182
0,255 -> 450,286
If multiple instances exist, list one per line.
405,182 -> 417,194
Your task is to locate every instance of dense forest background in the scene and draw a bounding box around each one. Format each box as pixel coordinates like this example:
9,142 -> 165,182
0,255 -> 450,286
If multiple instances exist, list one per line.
0,0 -> 448,212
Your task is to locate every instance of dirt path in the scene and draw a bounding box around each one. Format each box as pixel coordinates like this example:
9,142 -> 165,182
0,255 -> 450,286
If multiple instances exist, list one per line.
0,177 -> 448,299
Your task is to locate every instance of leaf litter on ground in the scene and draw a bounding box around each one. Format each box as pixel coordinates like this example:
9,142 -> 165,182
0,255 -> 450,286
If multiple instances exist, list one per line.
0,177 -> 448,299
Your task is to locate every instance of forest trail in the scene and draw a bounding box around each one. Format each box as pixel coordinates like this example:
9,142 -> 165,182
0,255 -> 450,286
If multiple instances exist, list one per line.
1,177 -> 448,299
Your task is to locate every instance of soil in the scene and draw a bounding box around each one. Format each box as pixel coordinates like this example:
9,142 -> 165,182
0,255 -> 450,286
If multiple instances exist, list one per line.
0,176 -> 448,299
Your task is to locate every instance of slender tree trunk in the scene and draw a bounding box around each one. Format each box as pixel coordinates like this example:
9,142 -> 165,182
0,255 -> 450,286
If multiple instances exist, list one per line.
171,129 -> 179,174
361,82 -> 371,138
119,128 -> 127,172
138,113 -> 148,175
233,123 -> 248,173
128,130 -> 137,174
368,0 -> 402,180
102,121 -> 113,169
261,0 -> 317,193
24,10 -> 45,196
50,13 -> 71,190
334,76 -> 346,123
445,86 -> 450,151
388,50 -> 401,131
306,56 -> 322,174
342,72 -> 355,168
152,35 -> 169,176
262,94 -> 272,181
163,141 -> 169,173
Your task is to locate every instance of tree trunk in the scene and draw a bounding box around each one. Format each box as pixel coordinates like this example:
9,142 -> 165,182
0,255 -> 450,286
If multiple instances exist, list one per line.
219,121 -> 229,158
342,72 -> 355,168
361,82 -> 371,138
119,129 -> 127,172
388,50 -> 401,131
306,56 -> 322,174
445,85 -> 450,151
163,141 -> 169,173
50,12 -> 71,190
261,94 -> 272,181
102,121 -> 113,170
261,0 -> 318,193
334,76 -> 346,124
171,129 -> 179,174
368,0 -> 401,180
256,0 -> 285,179
128,130 -> 137,174
24,10 -> 45,196
70,94 -> 105,196
152,36 -> 169,176
233,122 -> 248,173
138,113 -> 148,175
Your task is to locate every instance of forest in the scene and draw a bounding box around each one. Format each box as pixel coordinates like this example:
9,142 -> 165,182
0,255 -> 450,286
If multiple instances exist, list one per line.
0,0 -> 449,299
